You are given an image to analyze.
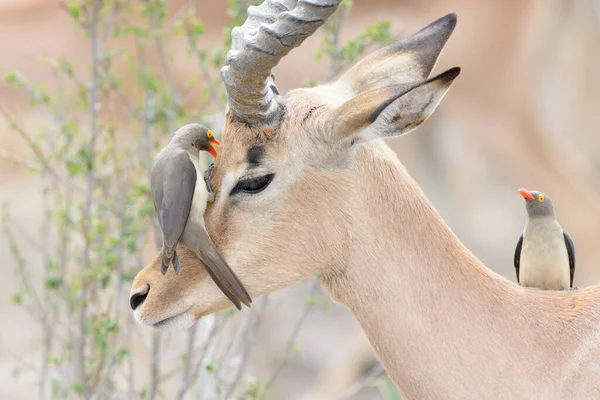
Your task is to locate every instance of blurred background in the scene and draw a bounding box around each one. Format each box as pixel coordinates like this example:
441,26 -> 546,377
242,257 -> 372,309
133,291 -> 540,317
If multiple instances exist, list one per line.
1,0 -> 600,399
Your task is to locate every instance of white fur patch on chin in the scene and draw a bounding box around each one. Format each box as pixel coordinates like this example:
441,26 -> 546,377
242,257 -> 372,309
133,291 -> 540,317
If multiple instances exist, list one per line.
152,312 -> 196,331
134,308 -> 196,331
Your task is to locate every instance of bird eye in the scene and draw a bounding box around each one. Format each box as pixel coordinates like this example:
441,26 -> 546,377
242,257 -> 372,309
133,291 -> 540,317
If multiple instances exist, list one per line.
538,194 -> 545,203
207,130 -> 213,139
231,174 -> 274,195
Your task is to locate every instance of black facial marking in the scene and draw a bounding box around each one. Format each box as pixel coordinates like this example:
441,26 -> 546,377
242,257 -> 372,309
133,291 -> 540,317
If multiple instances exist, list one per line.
246,145 -> 265,166
301,105 -> 326,125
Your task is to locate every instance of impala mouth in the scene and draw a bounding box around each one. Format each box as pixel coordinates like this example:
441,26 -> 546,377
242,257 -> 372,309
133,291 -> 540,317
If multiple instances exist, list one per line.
135,306 -> 195,331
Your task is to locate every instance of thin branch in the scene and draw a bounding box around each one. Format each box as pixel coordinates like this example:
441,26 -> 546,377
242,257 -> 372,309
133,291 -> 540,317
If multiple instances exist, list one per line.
184,17 -> 221,108
151,2 -> 179,132
146,331 -> 162,400
223,297 -> 270,399
323,4 -> 350,82
0,148 -> 42,172
0,107 -> 64,183
266,278 -> 321,388
166,0 -> 194,26
38,125 -> 57,400
176,324 -> 198,400
335,363 -> 386,400
76,0 -> 104,394
1,210 -> 47,325
189,315 -> 222,399
99,1 -> 119,55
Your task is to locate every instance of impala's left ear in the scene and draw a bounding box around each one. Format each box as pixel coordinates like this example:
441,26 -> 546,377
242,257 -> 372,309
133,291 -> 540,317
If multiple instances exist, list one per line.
329,67 -> 460,144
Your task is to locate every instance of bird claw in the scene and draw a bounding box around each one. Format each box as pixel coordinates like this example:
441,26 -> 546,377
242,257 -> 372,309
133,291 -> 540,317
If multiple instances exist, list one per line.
204,163 -> 215,203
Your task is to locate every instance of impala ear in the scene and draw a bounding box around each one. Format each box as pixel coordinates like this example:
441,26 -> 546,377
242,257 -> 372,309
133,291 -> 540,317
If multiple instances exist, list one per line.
329,67 -> 460,144
337,13 -> 457,93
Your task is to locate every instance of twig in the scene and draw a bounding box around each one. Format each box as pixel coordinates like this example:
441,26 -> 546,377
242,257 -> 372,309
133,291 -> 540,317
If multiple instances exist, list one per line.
99,2 -> 119,55
190,315 -> 222,399
0,107 -> 63,183
166,0 -> 194,26
0,148 -> 41,172
184,19 -> 221,108
223,297 -> 270,399
92,164 -> 131,396
176,324 -> 198,400
323,3 -> 350,82
266,278 -> 321,388
151,1 -> 179,132
75,0 -> 104,394
146,331 -> 162,400
38,121 -> 57,400
335,363 -> 385,400
1,210 -> 47,325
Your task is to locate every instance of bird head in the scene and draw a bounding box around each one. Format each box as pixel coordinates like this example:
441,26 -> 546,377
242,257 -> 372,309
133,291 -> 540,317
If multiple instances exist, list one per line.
518,188 -> 555,218
173,123 -> 221,158
198,129 -> 221,158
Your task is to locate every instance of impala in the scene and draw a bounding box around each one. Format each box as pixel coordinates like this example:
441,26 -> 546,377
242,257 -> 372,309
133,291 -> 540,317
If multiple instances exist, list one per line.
130,1 -> 600,398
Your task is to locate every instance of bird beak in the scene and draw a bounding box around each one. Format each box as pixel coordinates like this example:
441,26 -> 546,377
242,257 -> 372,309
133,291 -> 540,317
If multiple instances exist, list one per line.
518,188 -> 535,201
208,139 -> 220,158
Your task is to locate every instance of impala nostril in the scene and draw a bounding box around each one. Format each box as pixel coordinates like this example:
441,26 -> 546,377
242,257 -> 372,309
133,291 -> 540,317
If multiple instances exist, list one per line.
130,285 -> 149,311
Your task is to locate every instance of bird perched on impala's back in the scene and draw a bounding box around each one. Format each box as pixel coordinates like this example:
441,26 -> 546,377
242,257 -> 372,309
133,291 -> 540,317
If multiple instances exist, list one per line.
150,123 -> 252,310
514,188 -> 575,290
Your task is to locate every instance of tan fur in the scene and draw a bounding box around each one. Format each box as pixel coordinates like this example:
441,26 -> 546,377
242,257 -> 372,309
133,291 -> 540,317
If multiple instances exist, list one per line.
130,14 -> 600,399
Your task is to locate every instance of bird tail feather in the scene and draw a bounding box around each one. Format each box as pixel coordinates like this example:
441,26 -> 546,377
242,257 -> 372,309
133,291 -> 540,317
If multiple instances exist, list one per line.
173,251 -> 181,275
161,243 -> 176,275
194,245 -> 252,310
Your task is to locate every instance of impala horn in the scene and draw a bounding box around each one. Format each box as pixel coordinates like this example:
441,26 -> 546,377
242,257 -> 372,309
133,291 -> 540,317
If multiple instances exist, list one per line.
220,0 -> 342,127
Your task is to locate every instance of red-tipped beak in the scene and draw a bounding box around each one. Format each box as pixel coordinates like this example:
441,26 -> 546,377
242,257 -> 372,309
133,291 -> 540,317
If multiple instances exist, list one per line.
208,139 -> 220,158
518,188 -> 535,201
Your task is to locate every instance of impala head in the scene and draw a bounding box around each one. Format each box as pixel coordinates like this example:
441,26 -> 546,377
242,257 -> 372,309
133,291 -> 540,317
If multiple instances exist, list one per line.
131,0 -> 461,330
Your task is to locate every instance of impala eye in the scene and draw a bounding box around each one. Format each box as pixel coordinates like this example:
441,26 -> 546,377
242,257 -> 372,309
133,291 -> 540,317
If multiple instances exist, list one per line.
231,174 -> 274,195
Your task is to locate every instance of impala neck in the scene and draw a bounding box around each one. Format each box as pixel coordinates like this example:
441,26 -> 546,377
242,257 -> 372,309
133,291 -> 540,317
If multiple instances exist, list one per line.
322,142 -> 571,399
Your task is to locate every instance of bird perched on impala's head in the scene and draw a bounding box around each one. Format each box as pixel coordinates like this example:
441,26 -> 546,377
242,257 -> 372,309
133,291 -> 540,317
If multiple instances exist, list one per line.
150,123 -> 252,310
514,188 -> 575,291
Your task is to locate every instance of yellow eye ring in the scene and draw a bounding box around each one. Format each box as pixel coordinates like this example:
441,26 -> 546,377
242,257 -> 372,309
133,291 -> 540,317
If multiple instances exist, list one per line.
538,194 -> 545,203
207,130 -> 214,138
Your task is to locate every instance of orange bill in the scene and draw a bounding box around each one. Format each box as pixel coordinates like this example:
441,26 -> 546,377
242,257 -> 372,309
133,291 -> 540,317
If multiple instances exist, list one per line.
208,139 -> 220,158
518,188 -> 534,201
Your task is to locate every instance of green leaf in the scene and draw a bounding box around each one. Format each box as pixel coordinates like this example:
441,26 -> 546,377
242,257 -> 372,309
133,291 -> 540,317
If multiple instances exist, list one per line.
44,275 -> 63,290
66,2 -> 81,20
10,291 -> 24,305
120,270 -> 137,282
116,348 -> 129,363
71,381 -> 84,395
66,159 -> 83,176
4,70 -> 20,83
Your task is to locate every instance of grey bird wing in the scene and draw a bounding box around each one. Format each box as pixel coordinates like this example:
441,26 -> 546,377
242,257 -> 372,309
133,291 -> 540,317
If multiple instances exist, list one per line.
151,149 -> 196,274
563,231 -> 575,288
514,234 -> 523,284
184,225 -> 252,310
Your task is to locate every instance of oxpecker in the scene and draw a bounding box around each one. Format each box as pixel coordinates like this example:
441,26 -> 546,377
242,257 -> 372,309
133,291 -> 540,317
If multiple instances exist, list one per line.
150,124 -> 252,309
514,188 -> 575,290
